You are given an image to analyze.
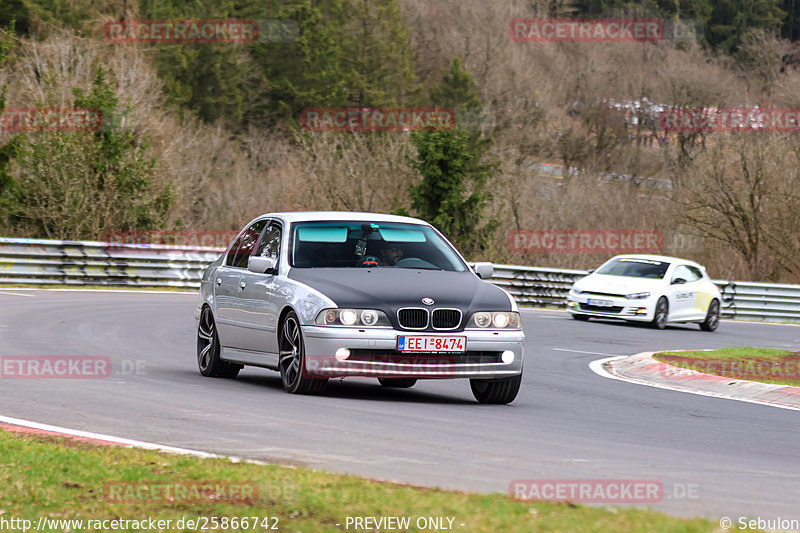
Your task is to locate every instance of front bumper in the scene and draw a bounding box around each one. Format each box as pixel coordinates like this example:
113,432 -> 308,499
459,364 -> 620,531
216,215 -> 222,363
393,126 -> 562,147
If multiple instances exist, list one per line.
566,295 -> 657,322
301,326 -> 524,379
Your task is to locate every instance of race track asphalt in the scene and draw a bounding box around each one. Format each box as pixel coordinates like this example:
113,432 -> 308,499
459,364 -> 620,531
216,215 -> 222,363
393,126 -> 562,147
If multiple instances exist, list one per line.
1,289 -> 799,520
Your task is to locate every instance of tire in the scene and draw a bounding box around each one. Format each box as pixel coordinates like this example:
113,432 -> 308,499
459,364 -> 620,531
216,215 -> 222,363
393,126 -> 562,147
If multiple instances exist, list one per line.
197,306 -> 242,378
469,374 -> 522,404
571,314 -> 590,321
650,297 -> 668,330
279,311 -> 328,395
700,299 -> 720,332
378,378 -> 417,388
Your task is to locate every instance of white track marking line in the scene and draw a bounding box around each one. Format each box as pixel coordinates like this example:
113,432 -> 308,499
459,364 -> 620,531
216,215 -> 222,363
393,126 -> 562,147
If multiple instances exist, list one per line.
554,348 -> 622,357
0,291 -> 35,297
0,413 -> 267,463
588,356 -> 800,412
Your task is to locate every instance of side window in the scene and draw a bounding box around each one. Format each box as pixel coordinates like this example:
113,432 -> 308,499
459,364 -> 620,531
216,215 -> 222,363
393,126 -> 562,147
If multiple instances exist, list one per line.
672,265 -> 700,283
686,266 -> 703,281
671,265 -> 690,283
225,220 -> 268,268
256,224 -> 282,262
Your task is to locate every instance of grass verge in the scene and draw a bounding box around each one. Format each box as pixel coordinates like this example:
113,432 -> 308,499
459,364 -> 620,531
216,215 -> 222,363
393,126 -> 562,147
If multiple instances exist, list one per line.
0,428 -> 718,532
654,347 -> 800,387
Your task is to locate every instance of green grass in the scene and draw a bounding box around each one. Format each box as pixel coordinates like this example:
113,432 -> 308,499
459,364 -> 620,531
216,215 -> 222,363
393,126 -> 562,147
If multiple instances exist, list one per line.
0,429 -> 718,532
655,347 -> 800,387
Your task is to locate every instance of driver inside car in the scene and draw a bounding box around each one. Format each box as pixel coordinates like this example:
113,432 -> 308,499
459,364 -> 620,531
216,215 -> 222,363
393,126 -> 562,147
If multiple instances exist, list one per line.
380,244 -> 404,266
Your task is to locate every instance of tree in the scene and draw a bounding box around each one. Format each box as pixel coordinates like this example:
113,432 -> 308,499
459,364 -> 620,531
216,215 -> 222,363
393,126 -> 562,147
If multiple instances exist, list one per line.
138,0 -> 264,125
0,19 -> 21,210
706,0 -> 785,53
342,0 -> 416,106
253,0 -> 417,122
406,57 -> 498,255
3,68 -> 172,239
408,128 -> 497,255
677,134 -> 800,280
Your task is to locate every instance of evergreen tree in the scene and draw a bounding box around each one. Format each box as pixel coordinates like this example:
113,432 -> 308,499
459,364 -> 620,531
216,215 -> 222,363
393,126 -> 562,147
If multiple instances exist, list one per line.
407,58 -> 497,255
342,0 -> 416,106
408,129 -> 496,254
138,0 -> 264,125
706,0 -> 785,53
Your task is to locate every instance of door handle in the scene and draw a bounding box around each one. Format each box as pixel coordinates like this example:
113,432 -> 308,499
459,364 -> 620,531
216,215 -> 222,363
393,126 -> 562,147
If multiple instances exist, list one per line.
239,281 -> 246,290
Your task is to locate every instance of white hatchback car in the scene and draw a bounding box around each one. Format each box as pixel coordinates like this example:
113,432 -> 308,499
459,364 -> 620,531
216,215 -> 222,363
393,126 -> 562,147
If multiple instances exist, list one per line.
566,254 -> 722,331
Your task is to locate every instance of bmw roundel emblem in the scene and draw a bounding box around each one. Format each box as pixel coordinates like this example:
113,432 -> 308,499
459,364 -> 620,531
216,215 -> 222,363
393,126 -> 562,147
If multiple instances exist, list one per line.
422,297 -> 435,305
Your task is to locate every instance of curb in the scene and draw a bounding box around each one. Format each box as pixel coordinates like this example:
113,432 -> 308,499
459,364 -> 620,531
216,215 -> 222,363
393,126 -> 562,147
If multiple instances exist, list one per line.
595,352 -> 800,411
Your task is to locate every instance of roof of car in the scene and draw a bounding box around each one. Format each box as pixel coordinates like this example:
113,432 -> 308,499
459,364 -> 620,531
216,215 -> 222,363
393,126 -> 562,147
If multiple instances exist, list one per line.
610,254 -> 705,268
258,211 -> 429,225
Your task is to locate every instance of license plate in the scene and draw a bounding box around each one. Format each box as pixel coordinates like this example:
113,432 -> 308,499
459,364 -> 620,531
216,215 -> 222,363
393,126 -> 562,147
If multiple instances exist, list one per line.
397,336 -> 466,353
587,298 -> 614,307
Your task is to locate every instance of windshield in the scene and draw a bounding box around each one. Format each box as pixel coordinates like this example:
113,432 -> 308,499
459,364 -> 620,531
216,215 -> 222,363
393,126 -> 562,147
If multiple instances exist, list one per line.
289,221 -> 467,271
595,258 -> 670,279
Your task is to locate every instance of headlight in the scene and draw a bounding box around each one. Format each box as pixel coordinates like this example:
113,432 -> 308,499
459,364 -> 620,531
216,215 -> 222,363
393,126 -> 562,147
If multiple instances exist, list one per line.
315,308 -> 391,327
626,292 -> 650,300
466,311 -> 522,329
340,309 -> 358,325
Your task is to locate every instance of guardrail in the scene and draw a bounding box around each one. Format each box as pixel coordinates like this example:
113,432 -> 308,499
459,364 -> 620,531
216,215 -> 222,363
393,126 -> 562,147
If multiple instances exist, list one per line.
0,237 -> 221,289
1,237 -> 799,323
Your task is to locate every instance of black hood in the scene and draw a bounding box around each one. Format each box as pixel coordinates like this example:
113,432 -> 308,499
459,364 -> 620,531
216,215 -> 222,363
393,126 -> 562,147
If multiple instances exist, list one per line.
288,267 -> 512,330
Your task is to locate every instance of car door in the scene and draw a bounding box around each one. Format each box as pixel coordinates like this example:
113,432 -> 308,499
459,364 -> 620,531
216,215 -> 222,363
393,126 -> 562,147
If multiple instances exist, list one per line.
235,221 -> 283,358
688,266 -> 715,320
214,219 -> 268,348
667,265 -> 701,320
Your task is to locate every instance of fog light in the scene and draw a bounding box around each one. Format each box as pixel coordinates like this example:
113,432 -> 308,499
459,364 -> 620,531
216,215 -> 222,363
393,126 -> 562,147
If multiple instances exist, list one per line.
335,348 -> 350,361
636,308 -> 648,315
501,350 -> 514,364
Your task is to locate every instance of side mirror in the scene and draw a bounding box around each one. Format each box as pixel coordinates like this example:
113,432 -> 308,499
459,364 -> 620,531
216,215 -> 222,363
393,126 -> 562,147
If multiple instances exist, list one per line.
586,268 -> 596,274
248,256 -> 276,274
672,277 -> 686,285
473,262 -> 494,279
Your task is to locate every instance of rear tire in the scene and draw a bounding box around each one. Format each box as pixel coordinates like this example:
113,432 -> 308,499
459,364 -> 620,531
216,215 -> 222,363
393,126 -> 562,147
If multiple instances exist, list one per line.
279,311 -> 328,395
470,374 -> 522,404
197,307 -> 242,378
650,297 -> 668,330
700,299 -> 720,332
378,378 -> 417,388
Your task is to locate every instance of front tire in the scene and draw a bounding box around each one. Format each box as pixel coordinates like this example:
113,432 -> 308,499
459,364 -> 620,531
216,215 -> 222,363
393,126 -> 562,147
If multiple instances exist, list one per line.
470,374 -> 522,404
650,297 -> 668,330
378,378 -> 417,388
571,314 -> 590,321
197,307 -> 242,378
700,299 -> 720,332
279,311 -> 328,395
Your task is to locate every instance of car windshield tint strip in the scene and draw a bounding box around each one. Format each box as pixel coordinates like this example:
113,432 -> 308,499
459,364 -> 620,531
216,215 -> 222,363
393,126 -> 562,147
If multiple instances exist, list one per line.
296,227 -> 348,243
378,228 -> 426,242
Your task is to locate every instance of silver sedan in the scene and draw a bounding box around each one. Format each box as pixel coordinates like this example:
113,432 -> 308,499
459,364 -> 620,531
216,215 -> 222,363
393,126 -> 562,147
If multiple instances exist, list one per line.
195,211 -> 524,403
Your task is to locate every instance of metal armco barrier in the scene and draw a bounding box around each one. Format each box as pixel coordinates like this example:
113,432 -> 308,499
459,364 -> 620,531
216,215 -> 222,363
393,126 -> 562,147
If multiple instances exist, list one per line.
0,237 -> 222,289
1,238 -> 799,323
